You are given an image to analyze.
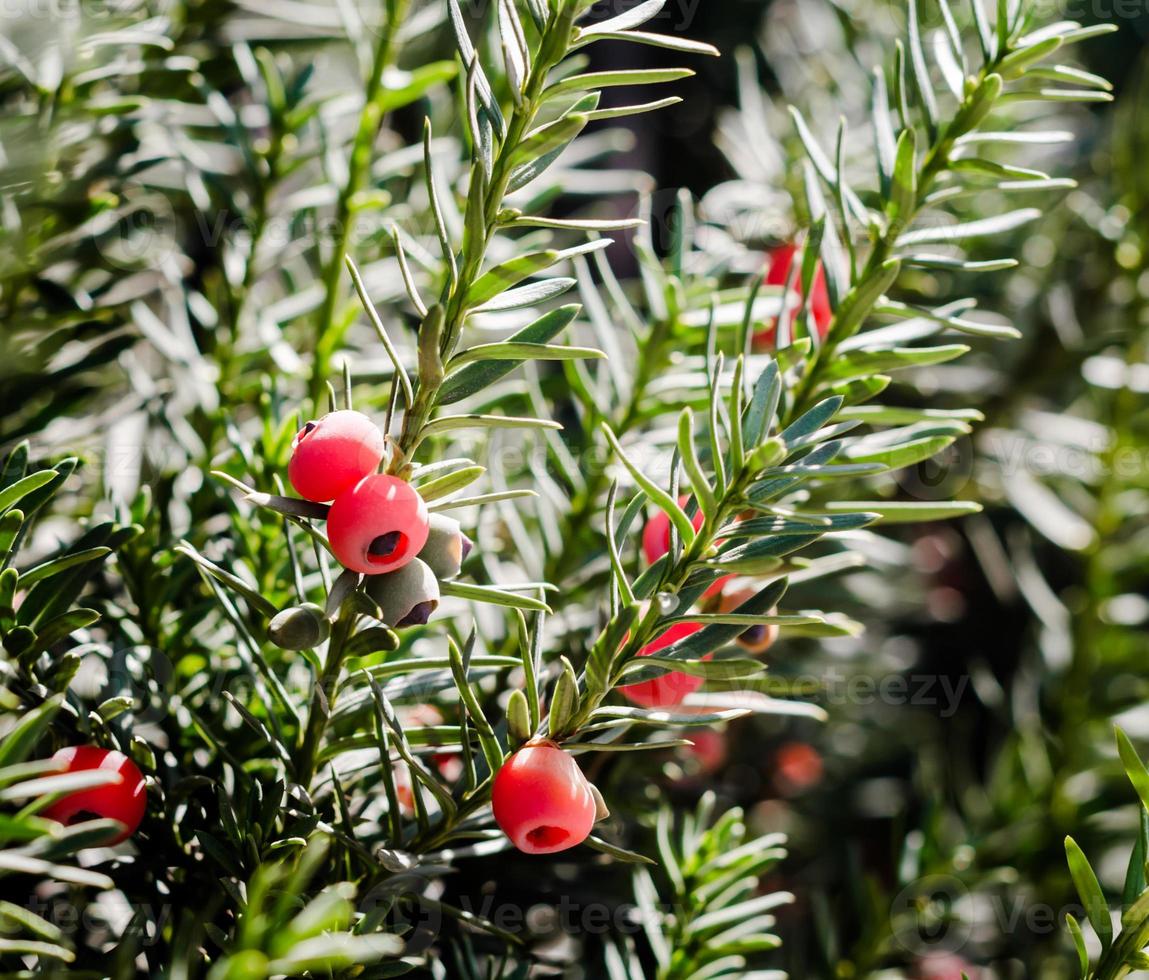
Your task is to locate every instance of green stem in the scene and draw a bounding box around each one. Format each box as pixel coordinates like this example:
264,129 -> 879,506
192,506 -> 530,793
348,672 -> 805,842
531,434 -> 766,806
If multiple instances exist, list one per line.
559,470 -> 752,736
395,5 -> 577,458
308,0 -> 411,408
786,57 -> 1007,424
297,612 -> 356,787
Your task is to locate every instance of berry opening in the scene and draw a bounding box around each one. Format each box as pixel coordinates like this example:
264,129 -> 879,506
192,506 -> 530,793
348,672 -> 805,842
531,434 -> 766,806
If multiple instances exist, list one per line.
67,809 -> 103,825
292,421 -> 317,449
396,600 -> 436,628
525,824 -> 569,849
368,531 -> 408,564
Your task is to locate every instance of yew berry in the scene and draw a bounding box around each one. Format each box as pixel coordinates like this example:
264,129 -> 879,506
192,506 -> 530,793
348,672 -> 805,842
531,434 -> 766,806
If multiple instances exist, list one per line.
288,410 -> 385,503
618,621 -> 707,708
681,728 -> 727,776
417,513 -> 473,581
491,742 -> 597,855
41,747 -> 146,845
641,496 -> 704,566
397,705 -> 463,782
718,587 -> 779,654
326,474 -> 429,575
365,557 -> 440,627
775,741 -> 823,794
642,499 -> 728,600
754,243 -> 832,348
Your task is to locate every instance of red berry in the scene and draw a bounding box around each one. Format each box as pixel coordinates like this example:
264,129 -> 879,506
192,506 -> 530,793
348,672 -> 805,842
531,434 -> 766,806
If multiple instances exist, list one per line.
641,496 -> 705,565
754,243 -> 833,348
775,741 -> 823,793
41,747 -> 146,845
326,475 -> 430,575
681,728 -> 727,775
642,498 -> 728,600
491,743 -> 597,855
288,410 -> 385,503
619,621 -> 708,708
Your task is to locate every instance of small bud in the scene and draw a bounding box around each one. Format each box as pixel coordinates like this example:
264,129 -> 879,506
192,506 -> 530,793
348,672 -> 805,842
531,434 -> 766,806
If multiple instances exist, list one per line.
507,689 -> 532,746
416,513 -> 473,580
268,602 -> 330,650
748,437 -> 786,472
547,657 -> 580,737
365,558 -> 441,628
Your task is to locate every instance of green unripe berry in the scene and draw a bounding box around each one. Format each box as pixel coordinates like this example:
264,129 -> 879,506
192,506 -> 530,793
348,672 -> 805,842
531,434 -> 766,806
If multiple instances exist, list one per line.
416,514 -> 473,580
268,602 -> 330,650
365,558 -> 441,628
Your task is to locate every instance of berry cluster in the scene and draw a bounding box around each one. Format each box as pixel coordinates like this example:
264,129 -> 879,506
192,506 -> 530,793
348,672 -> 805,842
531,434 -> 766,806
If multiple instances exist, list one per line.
38,428 -> 776,859
37,411 -> 478,845
280,409 -> 472,633
40,423 -> 773,856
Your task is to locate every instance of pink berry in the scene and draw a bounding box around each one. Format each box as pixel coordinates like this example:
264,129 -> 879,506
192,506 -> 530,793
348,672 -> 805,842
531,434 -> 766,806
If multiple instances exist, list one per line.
641,496 -> 704,565
754,243 -> 832,348
327,475 -> 430,575
41,747 -> 146,845
491,742 -> 597,855
619,621 -> 708,708
288,410 -> 385,503
642,498 -> 728,600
